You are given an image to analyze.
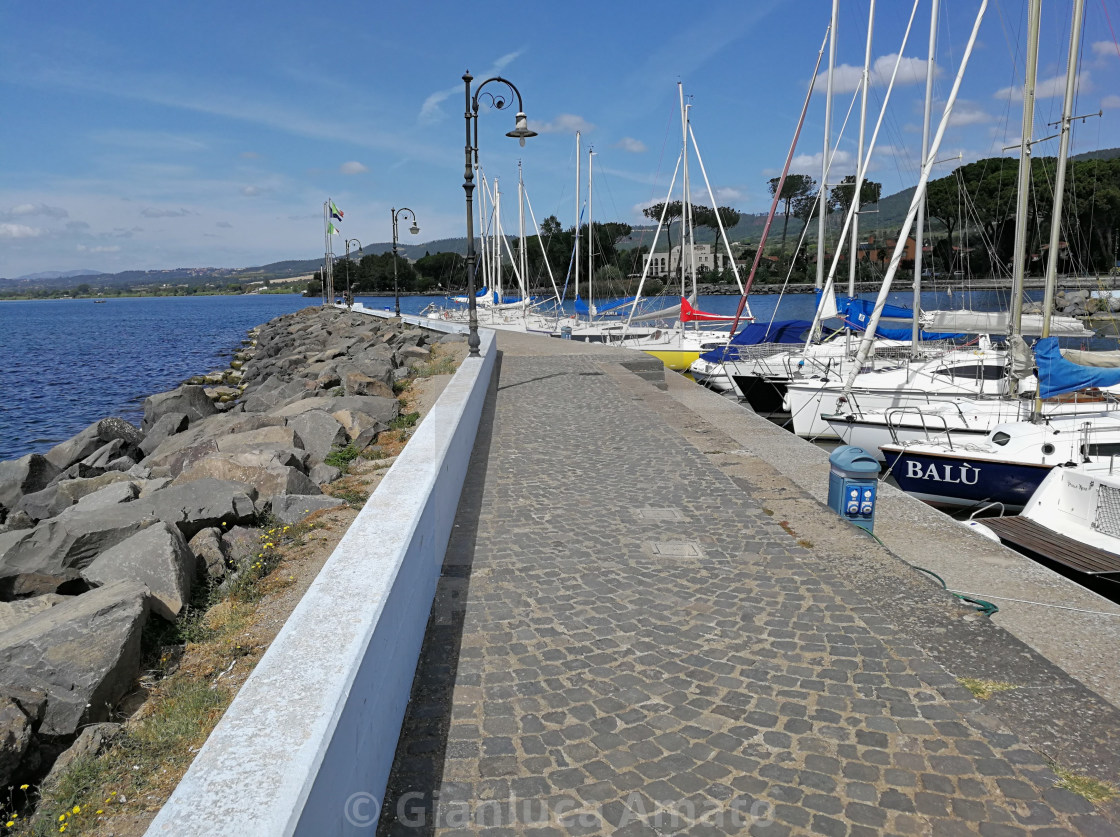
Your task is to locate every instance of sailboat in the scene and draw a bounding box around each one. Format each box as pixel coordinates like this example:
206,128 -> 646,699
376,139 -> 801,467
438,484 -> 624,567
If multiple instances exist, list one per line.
879,0 -> 1120,508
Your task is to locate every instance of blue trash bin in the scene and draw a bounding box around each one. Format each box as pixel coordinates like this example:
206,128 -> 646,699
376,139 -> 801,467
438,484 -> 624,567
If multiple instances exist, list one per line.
827,445 -> 880,533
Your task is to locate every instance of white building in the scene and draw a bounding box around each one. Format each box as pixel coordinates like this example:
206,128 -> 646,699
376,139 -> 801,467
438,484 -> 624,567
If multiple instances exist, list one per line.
644,243 -> 730,278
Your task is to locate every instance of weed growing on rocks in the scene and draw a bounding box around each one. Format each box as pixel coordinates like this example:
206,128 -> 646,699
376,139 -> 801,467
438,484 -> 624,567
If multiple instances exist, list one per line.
1051,764 -> 1117,804
389,411 -> 420,431
324,443 -> 364,472
957,677 -> 1019,700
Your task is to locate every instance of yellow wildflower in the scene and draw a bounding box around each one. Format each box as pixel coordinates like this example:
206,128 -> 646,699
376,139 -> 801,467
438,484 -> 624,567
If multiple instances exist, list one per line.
19,784 -> 28,789
59,814 -> 67,821
6,822 -> 14,828
72,806 -> 80,814
96,810 -> 103,815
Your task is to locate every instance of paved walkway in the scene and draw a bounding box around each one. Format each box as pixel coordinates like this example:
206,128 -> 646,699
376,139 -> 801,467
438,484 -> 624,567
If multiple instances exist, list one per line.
379,335 -> 1120,836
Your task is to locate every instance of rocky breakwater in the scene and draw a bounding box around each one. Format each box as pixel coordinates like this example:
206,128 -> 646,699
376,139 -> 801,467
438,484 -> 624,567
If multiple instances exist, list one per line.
1023,288 -> 1120,319
0,306 -> 452,794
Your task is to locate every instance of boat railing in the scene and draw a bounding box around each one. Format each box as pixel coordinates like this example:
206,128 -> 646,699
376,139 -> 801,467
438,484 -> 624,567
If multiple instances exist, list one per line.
884,406 -> 960,449
969,501 -> 1006,520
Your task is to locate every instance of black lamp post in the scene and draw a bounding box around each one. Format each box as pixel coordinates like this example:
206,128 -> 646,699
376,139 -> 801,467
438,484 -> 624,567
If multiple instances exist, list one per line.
390,208 -> 419,318
344,238 -> 361,308
462,70 -> 536,356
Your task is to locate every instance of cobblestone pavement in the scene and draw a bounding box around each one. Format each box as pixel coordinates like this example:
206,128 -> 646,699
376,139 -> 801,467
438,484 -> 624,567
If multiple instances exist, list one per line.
379,350 -> 1119,837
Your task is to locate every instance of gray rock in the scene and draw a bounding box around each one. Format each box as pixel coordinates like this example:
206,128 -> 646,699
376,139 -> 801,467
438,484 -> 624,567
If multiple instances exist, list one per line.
399,345 -> 431,363
82,523 -> 195,622
0,510 -> 35,533
0,594 -> 68,633
41,722 -> 120,790
268,494 -> 346,526
343,371 -> 394,398
215,425 -> 303,455
221,525 -> 263,569
174,452 -> 320,499
0,580 -> 149,736
188,527 -> 227,581
0,571 -> 84,600
140,413 -> 286,475
331,409 -> 386,448
308,463 -> 342,485
142,385 -> 218,432
272,394 -> 399,425
138,412 -> 189,458
56,472 -> 134,505
0,504 -> 159,580
79,438 -> 131,472
45,418 -> 143,471
141,478 -> 258,538
75,480 -> 139,510
14,483 -> 70,522
138,476 -> 172,497
286,411 -> 348,464
0,697 -> 35,787
0,454 -> 61,513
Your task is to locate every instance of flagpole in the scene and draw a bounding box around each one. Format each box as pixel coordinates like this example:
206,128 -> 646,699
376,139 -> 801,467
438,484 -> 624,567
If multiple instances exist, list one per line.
323,200 -> 330,305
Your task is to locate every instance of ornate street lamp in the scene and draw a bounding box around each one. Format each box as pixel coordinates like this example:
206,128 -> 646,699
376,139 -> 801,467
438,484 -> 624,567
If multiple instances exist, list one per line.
344,238 -> 361,308
390,208 -> 419,317
462,71 -> 536,356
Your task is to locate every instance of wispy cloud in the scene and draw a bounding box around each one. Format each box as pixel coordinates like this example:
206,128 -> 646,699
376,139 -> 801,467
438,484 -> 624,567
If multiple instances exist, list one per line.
340,161 -> 368,174
816,55 -> 934,95
0,222 -> 43,238
216,220 -> 233,228
140,207 -> 194,218
615,137 -> 647,153
241,185 -> 262,197
78,244 -> 121,253
1103,94 -> 1120,108
948,100 -> 992,127
532,114 -> 594,134
5,202 -> 68,220
995,72 -> 1092,101
791,149 -> 854,175
89,129 -> 208,153
419,50 -> 524,123
1092,41 -> 1119,59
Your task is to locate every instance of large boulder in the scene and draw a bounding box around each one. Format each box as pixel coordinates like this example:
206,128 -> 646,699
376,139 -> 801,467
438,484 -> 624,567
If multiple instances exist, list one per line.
0,504 -> 159,582
343,371 -> 394,398
285,411 -> 348,465
272,394 -> 399,425
269,494 -> 346,526
44,418 -> 142,471
41,722 -> 120,790
215,425 -> 303,455
140,478 -> 258,538
140,413 -> 286,476
75,480 -> 139,510
142,385 -> 218,432
138,412 -> 189,458
188,528 -> 228,582
331,409 -> 385,449
0,455 -> 61,514
82,523 -> 195,621
0,696 -> 37,787
0,580 -> 149,736
14,483 -> 70,522
174,452 -> 319,499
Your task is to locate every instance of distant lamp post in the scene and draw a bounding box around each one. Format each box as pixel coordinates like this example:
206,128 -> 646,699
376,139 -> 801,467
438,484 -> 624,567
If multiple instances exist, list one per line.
390,208 -> 420,317
344,238 -> 361,308
462,71 -> 536,356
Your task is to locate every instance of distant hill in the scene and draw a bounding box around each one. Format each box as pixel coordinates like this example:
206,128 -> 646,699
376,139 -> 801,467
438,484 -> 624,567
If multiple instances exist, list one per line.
13,269 -> 104,281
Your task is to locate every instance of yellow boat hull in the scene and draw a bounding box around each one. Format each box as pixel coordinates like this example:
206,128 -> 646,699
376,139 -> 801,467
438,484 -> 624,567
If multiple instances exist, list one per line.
637,348 -> 703,372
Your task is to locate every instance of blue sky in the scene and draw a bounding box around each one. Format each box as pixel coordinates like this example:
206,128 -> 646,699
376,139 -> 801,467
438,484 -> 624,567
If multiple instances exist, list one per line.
1,0 -> 1117,279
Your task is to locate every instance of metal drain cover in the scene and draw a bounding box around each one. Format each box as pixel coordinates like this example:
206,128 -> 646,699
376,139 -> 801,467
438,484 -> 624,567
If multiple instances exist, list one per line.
635,507 -> 686,522
647,541 -> 704,558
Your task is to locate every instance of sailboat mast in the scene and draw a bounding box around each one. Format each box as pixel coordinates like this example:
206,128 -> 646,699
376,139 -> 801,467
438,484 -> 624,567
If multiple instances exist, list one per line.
588,147 -> 594,320
1009,0 -> 1041,358
519,161 -> 527,303
911,0 -> 939,354
575,131 -> 581,309
817,0 -> 838,290
679,83 -> 697,308
849,1 -> 875,302
494,179 -> 502,309
1033,0 -> 1085,418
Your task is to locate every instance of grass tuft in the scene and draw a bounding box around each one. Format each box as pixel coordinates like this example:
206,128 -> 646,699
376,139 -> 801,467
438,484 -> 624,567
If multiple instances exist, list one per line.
958,677 -> 1019,700
1052,765 -> 1117,804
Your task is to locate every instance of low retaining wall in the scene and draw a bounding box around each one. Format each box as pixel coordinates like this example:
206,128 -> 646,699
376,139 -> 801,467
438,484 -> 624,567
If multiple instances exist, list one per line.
146,323 -> 497,836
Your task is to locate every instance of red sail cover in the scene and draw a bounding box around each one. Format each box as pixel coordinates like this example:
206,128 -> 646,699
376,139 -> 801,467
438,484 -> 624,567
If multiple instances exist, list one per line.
679,296 -> 750,323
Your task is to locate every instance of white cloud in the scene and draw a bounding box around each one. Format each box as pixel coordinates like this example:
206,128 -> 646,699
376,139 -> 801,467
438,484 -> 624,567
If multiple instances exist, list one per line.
615,137 -> 647,153
1102,94 -> 1120,108
340,161 -> 368,175
77,244 -> 120,253
141,207 -> 193,218
948,100 -> 992,127
0,222 -> 43,238
6,202 -> 68,219
419,50 -> 524,122
1092,41 -> 1118,59
996,72 -> 1091,101
241,185 -> 262,197
816,55 -> 933,94
715,187 -> 745,203
531,113 -> 594,134
791,149 -> 854,175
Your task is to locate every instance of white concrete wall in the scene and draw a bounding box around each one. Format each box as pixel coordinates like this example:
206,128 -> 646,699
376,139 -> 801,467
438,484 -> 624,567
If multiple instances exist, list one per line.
146,324 -> 496,836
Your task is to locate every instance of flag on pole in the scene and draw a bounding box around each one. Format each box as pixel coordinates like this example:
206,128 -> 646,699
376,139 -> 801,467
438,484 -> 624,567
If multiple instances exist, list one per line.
327,222 -> 340,236
330,201 -> 344,222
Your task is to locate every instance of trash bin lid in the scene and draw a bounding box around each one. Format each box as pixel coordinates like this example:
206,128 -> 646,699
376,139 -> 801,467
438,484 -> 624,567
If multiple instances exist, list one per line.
829,445 -> 880,476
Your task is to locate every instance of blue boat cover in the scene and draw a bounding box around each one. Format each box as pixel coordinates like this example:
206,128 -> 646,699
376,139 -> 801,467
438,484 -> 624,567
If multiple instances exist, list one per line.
836,296 -> 963,341
699,320 -> 813,362
1036,336 -> 1120,399
573,295 -> 637,315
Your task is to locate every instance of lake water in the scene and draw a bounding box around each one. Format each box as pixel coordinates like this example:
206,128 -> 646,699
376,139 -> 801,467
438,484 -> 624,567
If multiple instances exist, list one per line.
0,288 -> 1098,462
